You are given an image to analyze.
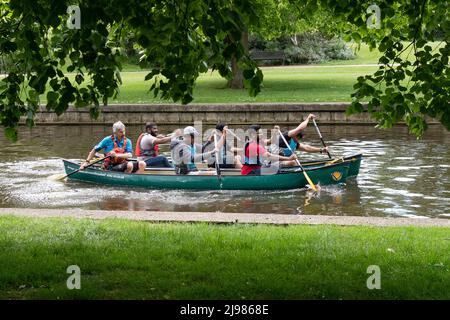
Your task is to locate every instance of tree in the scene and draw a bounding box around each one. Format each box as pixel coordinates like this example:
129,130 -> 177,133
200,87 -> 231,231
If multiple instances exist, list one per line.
227,0 -> 337,89
0,0 -> 263,140
0,0 -> 448,140
330,0 -> 449,135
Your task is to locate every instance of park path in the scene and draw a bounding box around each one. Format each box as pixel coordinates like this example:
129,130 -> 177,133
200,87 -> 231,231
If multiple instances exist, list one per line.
108,64 -> 393,74
0,64 -> 395,77
262,63 -> 397,69
0,208 -> 449,227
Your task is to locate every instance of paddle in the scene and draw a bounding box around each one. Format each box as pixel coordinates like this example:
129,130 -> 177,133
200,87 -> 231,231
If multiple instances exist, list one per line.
213,132 -> 222,181
54,155 -> 111,181
277,129 -> 318,192
226,128 -> 242,141
312,119 -> 332,159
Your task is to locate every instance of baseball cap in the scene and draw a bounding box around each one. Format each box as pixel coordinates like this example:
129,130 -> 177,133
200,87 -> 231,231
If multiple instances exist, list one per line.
183,126 -> 200,136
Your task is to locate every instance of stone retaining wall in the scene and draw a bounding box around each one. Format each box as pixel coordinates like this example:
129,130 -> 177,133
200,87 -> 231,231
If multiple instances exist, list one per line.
28,103 -> 438,125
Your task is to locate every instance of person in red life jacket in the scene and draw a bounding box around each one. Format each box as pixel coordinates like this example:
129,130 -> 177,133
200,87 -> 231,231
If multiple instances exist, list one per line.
79,121 -> 146,174
265,114 -> 329,166
135,122 -> 176,168
241,124 -> 297,175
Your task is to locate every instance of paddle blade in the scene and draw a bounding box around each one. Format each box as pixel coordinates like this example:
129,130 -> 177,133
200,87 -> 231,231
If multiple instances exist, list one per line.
303,172 -> 318,192
47,173 -> 67,181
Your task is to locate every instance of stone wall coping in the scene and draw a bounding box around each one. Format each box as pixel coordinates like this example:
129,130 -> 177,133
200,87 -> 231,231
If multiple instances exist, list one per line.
37,102 -> 361,113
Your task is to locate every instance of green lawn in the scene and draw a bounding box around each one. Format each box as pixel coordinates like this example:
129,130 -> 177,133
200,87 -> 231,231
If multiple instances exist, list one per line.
34,65 -> 377,104
108,65 -> 379,104
0,215 -> 448,299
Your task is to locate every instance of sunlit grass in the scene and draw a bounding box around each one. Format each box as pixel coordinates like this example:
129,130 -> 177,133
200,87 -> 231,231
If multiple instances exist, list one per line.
0,216 -> 448,299
107,65 -> 379,104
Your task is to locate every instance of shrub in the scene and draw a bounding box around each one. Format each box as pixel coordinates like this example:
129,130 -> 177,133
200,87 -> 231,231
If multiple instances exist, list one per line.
249,32 -> 355,65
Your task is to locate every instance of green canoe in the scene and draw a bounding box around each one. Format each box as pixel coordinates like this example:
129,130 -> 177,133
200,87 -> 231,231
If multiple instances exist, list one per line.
63,160 -> 350,190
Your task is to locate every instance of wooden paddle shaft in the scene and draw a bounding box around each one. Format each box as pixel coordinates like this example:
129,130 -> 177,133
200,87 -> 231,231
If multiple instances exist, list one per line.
312,119 -> 332,159
226,129 -> 242,141
63,155 -> 111,179
213,133 -> 221,178
277,129 -> 318,191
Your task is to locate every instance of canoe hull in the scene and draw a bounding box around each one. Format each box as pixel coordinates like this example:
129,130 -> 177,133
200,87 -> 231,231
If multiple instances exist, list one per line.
63,160 -> 350,190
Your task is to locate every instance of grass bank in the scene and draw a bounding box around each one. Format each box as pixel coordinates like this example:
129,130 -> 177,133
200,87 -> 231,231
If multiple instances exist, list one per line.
0,215 -> 448,299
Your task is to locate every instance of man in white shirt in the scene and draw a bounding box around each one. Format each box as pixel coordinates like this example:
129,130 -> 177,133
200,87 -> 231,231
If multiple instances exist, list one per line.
135,122 -> 175,167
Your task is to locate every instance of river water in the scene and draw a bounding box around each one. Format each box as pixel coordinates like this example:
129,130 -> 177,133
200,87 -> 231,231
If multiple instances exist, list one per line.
1,124 -> 449,219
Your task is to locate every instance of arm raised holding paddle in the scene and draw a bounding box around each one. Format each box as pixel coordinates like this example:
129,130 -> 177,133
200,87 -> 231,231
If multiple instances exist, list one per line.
272,115 -> 331,166
288,113 -> 316,138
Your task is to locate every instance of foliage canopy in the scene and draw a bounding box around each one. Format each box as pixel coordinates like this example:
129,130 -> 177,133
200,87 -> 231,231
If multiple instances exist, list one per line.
0,0 -> 448,140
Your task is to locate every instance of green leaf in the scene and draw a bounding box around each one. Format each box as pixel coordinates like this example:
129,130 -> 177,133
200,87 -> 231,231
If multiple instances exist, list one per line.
75,74 -> 84,85
5,127 -> 18,142
351,32 -> 361,42
47,91 -> 59,102
243,69 -> 254,80
89,106 -> 100,119
379,56 -> 389,65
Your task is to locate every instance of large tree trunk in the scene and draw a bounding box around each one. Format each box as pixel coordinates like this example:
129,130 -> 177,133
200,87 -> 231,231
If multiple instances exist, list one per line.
228,31 -> 248,89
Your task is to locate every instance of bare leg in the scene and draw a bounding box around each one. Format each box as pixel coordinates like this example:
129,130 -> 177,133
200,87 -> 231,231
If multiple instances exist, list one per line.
125,162 -> 133,173
136,161 -> 146,174
234,155 -> 243,169
281,160 -> 296,167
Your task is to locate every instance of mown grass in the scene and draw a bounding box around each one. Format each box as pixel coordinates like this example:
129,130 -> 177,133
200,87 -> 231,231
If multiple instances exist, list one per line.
45,65 -> 378,104
0,215 -> 448,299
109,65 -> 379,104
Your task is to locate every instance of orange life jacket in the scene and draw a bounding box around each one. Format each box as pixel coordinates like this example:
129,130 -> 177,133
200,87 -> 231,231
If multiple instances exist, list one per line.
135,133 -> 159,157
102,135 -> 128,170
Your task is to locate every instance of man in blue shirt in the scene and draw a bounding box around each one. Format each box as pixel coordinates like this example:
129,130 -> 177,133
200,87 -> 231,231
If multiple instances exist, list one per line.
80,121 -> 146,173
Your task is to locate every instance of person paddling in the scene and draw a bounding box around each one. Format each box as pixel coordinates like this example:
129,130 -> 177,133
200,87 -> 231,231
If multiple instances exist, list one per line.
79,121 -> 146,174
135,122 -> 174,168
241,124 -> 297,175
203,123 -> 243,169
170,126 -> 219,175
269,114 -> 329,166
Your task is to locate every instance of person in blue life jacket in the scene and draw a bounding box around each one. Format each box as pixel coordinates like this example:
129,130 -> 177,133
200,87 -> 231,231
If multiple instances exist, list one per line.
170,126 -> 219,175
79,121 -> 147,174
204,123 -> 243,169
265,114 -> 330,166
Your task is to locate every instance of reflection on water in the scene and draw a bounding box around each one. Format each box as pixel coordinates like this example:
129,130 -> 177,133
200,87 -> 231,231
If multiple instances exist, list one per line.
0,124 -> 449,218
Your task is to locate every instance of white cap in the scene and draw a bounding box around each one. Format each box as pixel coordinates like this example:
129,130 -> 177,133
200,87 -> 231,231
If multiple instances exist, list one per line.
183,126 -> 199,136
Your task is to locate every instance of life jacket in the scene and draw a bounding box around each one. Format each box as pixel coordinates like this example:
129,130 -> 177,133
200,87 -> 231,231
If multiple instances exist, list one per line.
102,135 -> 128,170
187,144 -> 197,171
135,133 -> 159,157
220,136 -> 230,165
244,141 -> 262,166
279,133 -> 298,156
